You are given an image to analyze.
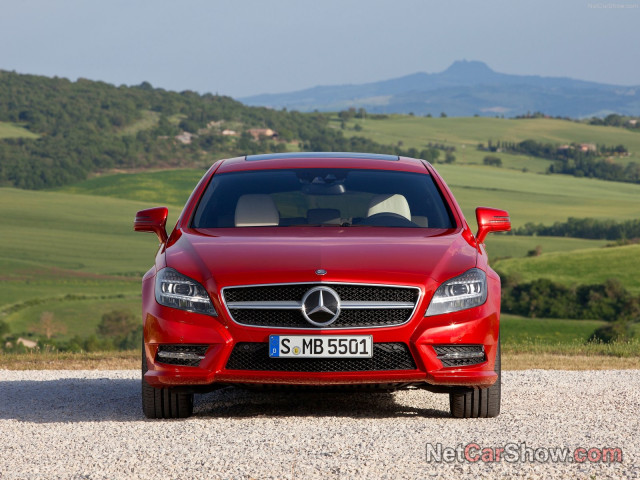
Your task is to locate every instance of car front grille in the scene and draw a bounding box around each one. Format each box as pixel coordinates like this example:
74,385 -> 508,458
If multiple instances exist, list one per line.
225,342 -> 416,372
222,283 -> 420,329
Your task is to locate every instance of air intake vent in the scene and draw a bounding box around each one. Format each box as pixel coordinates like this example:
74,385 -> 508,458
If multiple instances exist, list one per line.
433,345 -> 486,368
226,342 -> 416,372
156,345 -> 208,367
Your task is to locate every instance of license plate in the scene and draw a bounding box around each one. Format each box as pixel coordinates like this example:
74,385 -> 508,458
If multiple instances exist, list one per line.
269,335 -> 373,358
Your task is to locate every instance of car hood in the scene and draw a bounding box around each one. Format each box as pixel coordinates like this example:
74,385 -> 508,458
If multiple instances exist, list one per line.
166,227 -> 477,289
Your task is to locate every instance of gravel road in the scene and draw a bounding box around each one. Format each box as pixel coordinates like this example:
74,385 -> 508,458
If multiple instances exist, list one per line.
1,369 -> 638,479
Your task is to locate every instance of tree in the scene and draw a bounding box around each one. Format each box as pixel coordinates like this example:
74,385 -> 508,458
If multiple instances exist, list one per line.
440,112 -> 447,118
97,310 -> 137,339
483,155 -> 502,167
30,312 -> 67,339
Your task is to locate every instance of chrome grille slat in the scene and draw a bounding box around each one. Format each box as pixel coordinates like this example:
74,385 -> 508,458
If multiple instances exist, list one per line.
222,282 -> 421,329
227,300 -> 415,310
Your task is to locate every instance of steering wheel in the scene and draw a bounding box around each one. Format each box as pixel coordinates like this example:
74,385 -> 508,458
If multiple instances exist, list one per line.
355,212 -> 418,227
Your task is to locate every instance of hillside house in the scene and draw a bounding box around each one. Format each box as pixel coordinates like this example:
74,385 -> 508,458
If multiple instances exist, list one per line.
248,128 -> 278,140
175,131 -> 196,144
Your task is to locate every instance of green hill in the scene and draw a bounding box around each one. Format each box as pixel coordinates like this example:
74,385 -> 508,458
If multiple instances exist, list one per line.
0,187 -> 176,341
340,115 -> 640,157
60,168 -> 205,206
2,69 -> 639,190
495,244 -> 640,294
339,115 -> 640,170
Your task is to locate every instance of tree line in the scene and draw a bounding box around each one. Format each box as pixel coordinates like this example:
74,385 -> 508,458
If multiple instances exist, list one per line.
480,138 -> 639,184
500,275 -> 639,342
514,217 -> 640,241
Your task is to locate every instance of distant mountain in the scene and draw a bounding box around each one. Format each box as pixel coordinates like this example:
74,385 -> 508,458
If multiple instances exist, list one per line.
240,60 -> 640,118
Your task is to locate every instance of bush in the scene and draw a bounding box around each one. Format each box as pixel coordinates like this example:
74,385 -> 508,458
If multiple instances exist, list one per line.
483,155 -> 502,167
589,321 -> 635,343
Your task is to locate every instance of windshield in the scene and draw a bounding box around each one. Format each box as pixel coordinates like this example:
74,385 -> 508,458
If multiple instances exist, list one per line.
191,168 -> 455,228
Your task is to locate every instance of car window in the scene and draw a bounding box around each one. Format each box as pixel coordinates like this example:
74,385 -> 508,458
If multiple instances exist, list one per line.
191,168 -> 455,228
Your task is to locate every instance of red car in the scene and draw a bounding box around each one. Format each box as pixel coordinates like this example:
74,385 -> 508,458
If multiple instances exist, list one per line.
134,152 -> 510,419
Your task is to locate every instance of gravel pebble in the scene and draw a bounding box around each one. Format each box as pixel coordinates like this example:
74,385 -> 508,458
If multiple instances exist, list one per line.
1,369 -> 638,479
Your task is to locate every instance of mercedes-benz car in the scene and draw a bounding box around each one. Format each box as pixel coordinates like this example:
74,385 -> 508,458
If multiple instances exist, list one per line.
134,152 -> 510,419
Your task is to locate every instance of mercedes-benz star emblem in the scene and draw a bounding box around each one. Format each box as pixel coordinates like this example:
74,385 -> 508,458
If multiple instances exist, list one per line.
301,286 -> 341,327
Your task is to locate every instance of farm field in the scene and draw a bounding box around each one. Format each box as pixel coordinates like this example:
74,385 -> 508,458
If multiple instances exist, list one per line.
500,314 -> 605,344
0,188 -> 168,339
60,168 -> 205,206
495,244 -> 640,293
338,115 -> 640,168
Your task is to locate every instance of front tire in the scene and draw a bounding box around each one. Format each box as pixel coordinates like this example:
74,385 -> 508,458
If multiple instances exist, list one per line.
141,346 -> 194,419
449,339 -> 501,418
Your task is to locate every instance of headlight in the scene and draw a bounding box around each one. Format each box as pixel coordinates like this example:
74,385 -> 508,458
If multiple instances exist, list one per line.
425,268 -> 487,316
155,268 -> 217,316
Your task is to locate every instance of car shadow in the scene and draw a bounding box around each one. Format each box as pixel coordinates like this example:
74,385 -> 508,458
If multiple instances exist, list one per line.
0,377 -> 141,423
1,378 -> 450,423
195,386 -> 450,419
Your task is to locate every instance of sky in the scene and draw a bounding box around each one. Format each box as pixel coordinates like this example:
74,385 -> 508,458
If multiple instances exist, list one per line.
1,0 -> 639,98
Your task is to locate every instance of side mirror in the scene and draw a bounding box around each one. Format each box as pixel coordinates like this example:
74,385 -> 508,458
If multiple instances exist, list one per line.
475,207 -> 510,244
134,207 -> 168,244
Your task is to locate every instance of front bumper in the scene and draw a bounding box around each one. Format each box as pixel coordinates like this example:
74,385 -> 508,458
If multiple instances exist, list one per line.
142,278 -> 500,390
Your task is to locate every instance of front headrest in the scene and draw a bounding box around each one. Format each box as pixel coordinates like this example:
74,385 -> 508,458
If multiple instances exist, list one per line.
235,194 -> 279,227
367,194 -> 411,221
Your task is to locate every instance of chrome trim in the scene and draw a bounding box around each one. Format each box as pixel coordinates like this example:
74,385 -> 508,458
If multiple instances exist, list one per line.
156,351 -> 206,360
436,352 -> 485,360
227,301 -> 301,310
227,300 -> 415,310
220,281 -> 423,330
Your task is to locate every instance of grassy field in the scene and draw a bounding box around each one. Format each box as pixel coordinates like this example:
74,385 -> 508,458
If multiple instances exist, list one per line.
338,115 -> 640,168
495,244 -> 640,293
500,314 -> 605,344
0,188 -> 175,340
0,121 -> 39,139
436,163 -> 640,227
60,168 -> 205,205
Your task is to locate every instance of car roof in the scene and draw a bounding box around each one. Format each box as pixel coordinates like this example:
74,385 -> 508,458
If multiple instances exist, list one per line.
216,152 -> 429,174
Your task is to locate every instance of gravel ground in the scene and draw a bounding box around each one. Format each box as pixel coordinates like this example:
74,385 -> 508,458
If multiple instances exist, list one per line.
0,370 -> 638,479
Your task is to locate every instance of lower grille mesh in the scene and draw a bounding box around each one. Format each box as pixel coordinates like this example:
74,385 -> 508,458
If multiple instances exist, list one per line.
155,345 -> 208,367
226,342 -> 416,372
433,345 -> 486,368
